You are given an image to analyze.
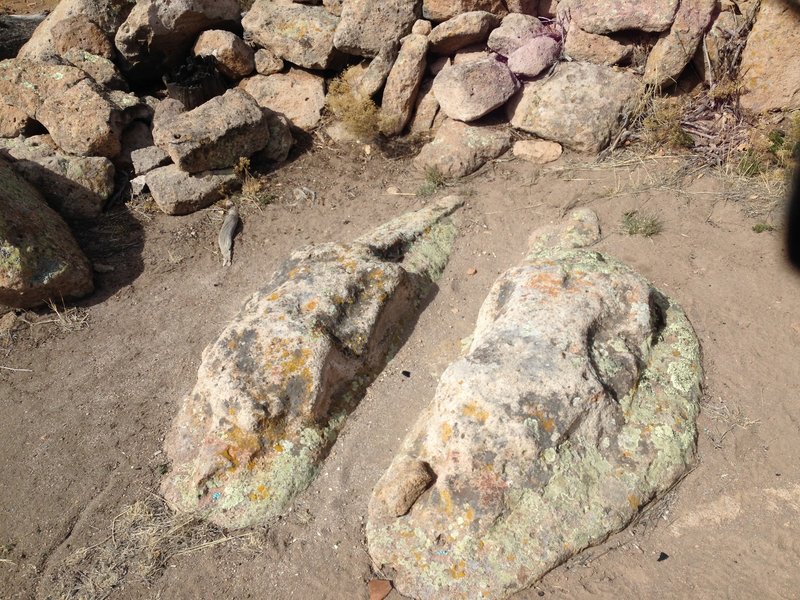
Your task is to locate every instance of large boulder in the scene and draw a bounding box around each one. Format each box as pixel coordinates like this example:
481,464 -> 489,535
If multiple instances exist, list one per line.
380,33 -> 429,136
367,209 -> 702,600
153,89 -> 270,174
428,11 -> 501,55
0,136 -> 115,221
423,0 -> 508,22
739,0 -> 800,113
160,198 -> 463,528
507,61 -> 641,152
51,15 -> 116,60
114,0 -> 241,69
37,79 -> 129,158
62,49 -> 129,90
240,70 -> 327,131
433,56 -> 519,122
0,158 -> 93,309
145,164 -> 239,216
0,59 -> 86,121
0,104 -> 31,139
414,118 -> 511,177
242,1 -> 343,70
507,35 -> 560,77
334,0 -> 420,57
17,0 -> 132,62
194,30 -> 255,80
565,0 -> 680,34
644,0 -> 716,87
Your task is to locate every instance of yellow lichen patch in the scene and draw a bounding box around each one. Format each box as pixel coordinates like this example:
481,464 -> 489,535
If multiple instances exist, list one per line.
628,494 -> 640,510
303,299 -> 319,312
464,506 -> 475,523
672,350 -> 682,357
441,421 -> 453,443
440,488 -> 455,516
227,339 -> 238,350
266,291 -> 282,302
463,402 -> 489,423
221,425 -> 262,469
449,560 -> 467,579
541,417 -> 555,433
273,442 -> 284,453
248,484 -> 270,502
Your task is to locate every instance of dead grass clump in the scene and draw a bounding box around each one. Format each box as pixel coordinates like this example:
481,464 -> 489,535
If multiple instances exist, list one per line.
621,210 -> 663,237
234,156 -> 275,207
641,97 -> 695,151
325,69 -> 382,140
52,495 -> 249,599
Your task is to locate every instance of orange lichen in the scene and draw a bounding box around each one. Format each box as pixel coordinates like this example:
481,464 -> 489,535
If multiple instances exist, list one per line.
449,561 -> 467,579
441,421 -> 453,442
248,484 -> 270,501
440,488 -> 455,516
628,494 -> 640,510
463,402 -> 489,423
526,272 -> 564,297
304,299 -> 319,312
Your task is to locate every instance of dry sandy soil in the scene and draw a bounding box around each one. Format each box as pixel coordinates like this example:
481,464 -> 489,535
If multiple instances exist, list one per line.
1,1 -> 59,14
1,135 -> 799,600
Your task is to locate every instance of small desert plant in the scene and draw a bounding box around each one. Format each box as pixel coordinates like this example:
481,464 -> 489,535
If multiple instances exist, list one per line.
736,149 -> 762,177
621,210 -> 663,237
325,68 -> 382,139
416,166 -> 447,197
234,156 -> 273,206
752,222 -> 774,233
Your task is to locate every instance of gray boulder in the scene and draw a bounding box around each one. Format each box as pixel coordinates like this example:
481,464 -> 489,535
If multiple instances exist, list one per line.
146,164 -> 239,216
507,61 -> 641,152
334,0 -> 419,57
423,0 -> 508,22
242,1 -> 342,70
161,197 -> 463,528
565,0 -> 680,34
433,56 -> 519,122
428,11 -> 501,55
368,209 -> 702,600
0,158 -> 93,309
153,89 -> 270,174
414,118 -> 511,177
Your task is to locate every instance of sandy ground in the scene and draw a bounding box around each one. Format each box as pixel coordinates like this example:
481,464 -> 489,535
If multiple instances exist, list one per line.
1,1 -> 58,14
1,138 -> 799,600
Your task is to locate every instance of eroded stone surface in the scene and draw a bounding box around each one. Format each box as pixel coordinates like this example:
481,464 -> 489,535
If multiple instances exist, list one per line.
368,209 -> 702,600
146,164 -> 239,216
380,33 -> 429,136
487,12 -> 544,57
240,70 -> 326,131
428,11 -> 501,55
194,30 -> 255,80
423,0 -> 508,22
0,158 -> 93,309
563,24 -> 633,65
566,0 -> 680,34
507,61 -> 641,152
334,0 -> 420,57
161,197 -> 464,528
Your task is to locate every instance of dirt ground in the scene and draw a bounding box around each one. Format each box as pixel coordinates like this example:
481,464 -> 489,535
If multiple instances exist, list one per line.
1,134 -> 799,600
0,1 -> 58,14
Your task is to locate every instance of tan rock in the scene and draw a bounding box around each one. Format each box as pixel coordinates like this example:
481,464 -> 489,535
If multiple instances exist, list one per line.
564,24 -> 632,65
452,44 -> 490,64
0,59 -> 86,120
487,12 -> 545,57
62,49 -> 128,90
240,69 -> 327,131
507,61 -> 641,152
507,0 -> 538,13
414,119 -> 512,177
409,80 -> 441,133
254,49 -> 285,76
644,0 -> 716,87
153,89 -> 271,174
433,56 -> 519,122
423,0 -> 508,21
570,0 -> 680,34
51,15 -> 115,60
194,30 -> 255,80
0,104 -> 30,138
739,0 -> 800,113
0,158 -> 93,309
428,11 -> 501,55
507,35 -> 560,77
412,19 -> 433,35
17,0 -> 131,62
37,79 -> 127,158
357,42 -> 400,97
369,456 -> 435,518
380,33 -> 429,136
513,139 -> 562,163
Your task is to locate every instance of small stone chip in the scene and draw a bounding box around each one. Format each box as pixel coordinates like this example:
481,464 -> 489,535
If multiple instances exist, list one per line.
368,578 -> 392,600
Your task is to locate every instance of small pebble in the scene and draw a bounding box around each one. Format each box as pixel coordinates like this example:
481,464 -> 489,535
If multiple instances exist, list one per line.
368,578 -> 392,600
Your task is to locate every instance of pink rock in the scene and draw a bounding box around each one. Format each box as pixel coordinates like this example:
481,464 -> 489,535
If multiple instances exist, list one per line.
507,35 -> 560,78
487,12 -> 544,57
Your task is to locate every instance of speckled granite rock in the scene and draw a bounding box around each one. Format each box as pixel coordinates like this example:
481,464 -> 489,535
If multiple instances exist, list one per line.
367,208 -> 702,600
161,197 -> 464,528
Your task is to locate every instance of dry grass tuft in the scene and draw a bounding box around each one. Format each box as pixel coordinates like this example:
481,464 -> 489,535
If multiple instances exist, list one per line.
621,210 -> 663,237
641,97 -> 695,151
325,68 -> 383,140
52,495 -> 252,599
416,166 -> 447,197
